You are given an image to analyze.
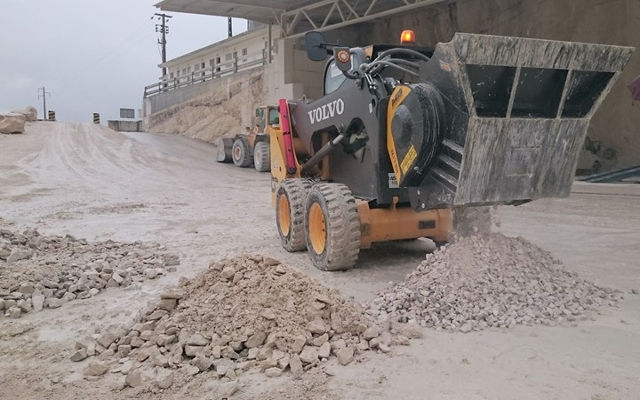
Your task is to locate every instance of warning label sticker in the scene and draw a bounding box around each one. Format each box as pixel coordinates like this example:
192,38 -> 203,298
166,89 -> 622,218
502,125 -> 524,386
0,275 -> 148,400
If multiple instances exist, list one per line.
388,173 -> 399,189
400,145 -> 417,174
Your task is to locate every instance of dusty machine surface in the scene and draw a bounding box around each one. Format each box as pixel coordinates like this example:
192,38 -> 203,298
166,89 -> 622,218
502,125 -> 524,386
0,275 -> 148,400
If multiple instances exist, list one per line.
269,31 -> 633,271
216,105 -> 280,172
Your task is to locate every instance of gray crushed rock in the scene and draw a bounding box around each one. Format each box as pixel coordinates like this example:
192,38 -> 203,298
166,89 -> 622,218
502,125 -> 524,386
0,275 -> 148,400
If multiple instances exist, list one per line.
367,233 -> 622,332
0,221 -> 180,319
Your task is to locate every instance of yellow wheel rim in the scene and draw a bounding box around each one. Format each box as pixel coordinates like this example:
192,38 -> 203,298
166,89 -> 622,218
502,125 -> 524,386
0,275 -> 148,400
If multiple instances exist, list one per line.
278,195 -> 291,236
308,202 -> 326,254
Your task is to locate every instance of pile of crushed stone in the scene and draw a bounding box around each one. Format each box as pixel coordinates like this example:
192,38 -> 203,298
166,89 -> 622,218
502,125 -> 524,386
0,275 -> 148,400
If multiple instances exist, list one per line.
0,223 -> 179,319
367,233 -> 622,332
78,256 -> 416,390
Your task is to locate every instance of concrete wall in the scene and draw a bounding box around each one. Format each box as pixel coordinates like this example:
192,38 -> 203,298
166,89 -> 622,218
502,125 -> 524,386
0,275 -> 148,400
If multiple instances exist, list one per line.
108,120 -> 142,132
263,39 -> 306,104
359,0 -> 639,171
263,27 -> 362,104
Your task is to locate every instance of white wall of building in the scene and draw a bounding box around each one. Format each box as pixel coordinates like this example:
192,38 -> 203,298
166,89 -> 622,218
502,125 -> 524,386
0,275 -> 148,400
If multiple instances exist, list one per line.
160,25 -> 280,82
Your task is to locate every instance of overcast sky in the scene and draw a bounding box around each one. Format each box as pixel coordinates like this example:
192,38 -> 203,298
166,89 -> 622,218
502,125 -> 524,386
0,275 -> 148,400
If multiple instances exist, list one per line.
0,0 -> 246,122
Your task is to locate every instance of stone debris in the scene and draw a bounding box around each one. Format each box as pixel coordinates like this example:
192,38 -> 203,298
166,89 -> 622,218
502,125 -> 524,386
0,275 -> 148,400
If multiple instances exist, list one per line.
79,255 -> 411,389
0,222 -> 180,319
7,306 -> 21,319
70,348 -> 88,362
125,370 -> 143,388
336,347 -> 354,366
219,381 -> 239,397
10,106 -> 38,122
367,233 -> 623,332
7,248 -> 33,263
83,362 -> 109,377
0,112 -> 27,134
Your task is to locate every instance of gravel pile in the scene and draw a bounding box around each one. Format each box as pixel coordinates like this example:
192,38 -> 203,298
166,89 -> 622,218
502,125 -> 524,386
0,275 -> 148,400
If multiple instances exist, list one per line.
0,224 -> 180,319
79,256 -> 416,390
367,233 -> 622,332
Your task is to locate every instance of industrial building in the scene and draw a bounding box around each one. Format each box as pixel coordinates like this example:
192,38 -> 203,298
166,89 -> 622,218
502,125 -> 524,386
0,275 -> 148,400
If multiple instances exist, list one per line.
143,0 -> 639,173
158,24 -> 280,88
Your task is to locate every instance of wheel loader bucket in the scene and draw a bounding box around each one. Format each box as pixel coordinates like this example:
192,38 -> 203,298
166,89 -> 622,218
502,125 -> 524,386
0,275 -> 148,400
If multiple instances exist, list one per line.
417,33 -> 634,208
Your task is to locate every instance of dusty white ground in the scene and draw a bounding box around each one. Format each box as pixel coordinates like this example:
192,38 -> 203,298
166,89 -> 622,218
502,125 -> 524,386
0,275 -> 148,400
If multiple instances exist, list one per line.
1,122 -> 639,399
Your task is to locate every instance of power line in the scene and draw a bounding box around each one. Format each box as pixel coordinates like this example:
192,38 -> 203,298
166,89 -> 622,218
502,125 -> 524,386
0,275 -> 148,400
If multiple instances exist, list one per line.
38,87 -> 50,120
154,13 -> 172,77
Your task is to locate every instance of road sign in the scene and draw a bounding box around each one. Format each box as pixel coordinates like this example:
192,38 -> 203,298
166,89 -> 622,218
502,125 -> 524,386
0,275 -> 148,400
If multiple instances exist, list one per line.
120,108 -> 135,119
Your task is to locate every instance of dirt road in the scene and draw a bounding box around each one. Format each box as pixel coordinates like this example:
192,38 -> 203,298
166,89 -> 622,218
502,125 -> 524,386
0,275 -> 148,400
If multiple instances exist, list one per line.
1,122 -> 639,399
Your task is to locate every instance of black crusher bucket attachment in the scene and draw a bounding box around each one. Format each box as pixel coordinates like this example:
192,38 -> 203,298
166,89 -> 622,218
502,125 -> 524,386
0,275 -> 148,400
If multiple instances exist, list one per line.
410,33 -> 634,209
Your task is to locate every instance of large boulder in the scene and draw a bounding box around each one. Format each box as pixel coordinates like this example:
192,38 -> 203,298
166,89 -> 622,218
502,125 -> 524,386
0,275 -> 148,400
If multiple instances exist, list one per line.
11,106 -> 38,122
0,113 -> 27,134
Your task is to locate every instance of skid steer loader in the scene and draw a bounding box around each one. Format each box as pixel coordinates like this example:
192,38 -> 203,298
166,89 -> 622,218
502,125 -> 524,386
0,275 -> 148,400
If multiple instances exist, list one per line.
216,106 -> 280,172
269,31 -> 633,271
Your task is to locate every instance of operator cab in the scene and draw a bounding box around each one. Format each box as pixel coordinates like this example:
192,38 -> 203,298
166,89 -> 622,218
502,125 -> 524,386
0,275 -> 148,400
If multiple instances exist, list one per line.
322,44 -> 433,95
255,106 -> 280,133
323,52 -> 366,95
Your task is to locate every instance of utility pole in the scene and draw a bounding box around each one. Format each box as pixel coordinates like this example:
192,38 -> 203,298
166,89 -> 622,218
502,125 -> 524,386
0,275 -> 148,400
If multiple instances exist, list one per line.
38,87 -> 50,121
154,13 -> 172,77
228,17 -> 232,38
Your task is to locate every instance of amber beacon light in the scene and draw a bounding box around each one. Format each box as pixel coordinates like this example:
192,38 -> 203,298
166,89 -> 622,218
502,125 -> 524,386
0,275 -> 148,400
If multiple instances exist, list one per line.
400,30 -> 416,44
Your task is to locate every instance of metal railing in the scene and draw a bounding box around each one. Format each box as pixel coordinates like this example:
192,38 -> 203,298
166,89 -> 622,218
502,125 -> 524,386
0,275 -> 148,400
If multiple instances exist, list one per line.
144,50 -> 270,98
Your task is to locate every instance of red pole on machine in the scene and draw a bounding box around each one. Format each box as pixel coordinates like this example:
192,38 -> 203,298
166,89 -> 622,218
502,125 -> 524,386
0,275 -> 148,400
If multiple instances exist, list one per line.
278,99 -> 297,174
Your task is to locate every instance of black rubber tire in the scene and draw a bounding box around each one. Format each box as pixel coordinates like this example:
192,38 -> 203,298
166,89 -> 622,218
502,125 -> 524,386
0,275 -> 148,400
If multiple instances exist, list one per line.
232,136 -> 253,167
305,183 -> 361,271
276,179 -> 312,252
254,141 -> 270,172
216,138 -> 233,163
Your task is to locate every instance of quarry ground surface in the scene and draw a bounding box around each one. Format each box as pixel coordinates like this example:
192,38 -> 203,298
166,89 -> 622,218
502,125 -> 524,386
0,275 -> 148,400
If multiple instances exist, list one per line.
1,122 -> 639,400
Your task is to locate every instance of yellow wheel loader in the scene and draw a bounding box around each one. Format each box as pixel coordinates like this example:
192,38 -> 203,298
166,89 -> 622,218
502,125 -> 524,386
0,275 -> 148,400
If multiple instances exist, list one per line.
269,31 -> 633,271
216,106 -> 280,172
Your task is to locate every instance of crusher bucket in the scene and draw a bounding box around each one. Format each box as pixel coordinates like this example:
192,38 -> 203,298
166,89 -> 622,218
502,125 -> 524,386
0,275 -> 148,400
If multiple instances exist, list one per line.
405,33 -> 634,209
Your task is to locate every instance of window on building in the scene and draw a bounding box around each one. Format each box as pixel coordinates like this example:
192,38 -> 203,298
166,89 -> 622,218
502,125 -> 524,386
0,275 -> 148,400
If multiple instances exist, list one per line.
169,72 -> 174,79
242,48 -> 248,56
201,62 -> 205,68
216,56 -> 221,63
209,59 -> 215,67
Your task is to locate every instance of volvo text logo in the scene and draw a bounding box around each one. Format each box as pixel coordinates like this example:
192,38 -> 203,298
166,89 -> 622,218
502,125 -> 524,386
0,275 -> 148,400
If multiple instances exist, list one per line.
308,99 -> 345,124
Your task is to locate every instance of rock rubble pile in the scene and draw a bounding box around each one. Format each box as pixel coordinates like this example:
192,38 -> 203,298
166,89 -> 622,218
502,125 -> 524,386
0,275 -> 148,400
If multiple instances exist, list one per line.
368,233 -> 622,332
0,224 -> 180,319
82,256 -> 415,390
